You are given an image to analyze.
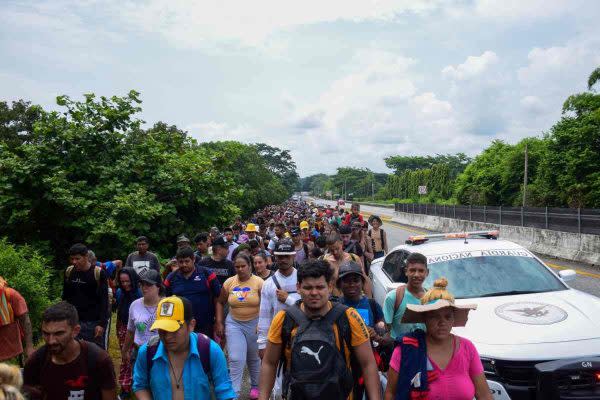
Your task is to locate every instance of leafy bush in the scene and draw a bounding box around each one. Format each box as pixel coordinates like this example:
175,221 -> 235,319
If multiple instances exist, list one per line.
0,238 -> 54,334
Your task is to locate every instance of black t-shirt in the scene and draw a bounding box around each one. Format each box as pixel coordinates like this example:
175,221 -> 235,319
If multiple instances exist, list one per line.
198,257 -> 234,285
23,341 -> 116,400
62,266 -> 109,327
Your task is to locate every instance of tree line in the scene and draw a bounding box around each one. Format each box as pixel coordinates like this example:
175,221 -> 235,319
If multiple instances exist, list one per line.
0,91 -> 299,270
303,66 -> 600,209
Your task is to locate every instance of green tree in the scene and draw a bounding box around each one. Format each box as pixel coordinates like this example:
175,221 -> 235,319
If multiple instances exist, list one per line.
0,92 -> 290,267
0,100 -> 43,151
253,143 -> 299,195
200,141 -> 289,216
454,140 -> 512,205
533,70 -> 600,207
0,239 -> 53,333
384,153 -> 470,176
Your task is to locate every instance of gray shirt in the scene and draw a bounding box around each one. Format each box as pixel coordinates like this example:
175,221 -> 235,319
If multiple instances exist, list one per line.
125,251 -> 161,278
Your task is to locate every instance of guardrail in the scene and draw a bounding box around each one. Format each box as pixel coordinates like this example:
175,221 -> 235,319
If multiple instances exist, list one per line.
394,203 -> 600,235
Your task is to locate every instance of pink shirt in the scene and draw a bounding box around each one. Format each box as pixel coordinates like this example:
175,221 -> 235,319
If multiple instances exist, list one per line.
390,336 -> 484,400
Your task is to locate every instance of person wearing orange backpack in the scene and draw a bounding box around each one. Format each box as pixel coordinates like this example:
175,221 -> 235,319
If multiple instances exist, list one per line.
0,276 -> 34,364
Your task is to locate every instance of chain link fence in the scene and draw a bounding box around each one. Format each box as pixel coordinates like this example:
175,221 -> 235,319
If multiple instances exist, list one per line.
393,203 -> 600,235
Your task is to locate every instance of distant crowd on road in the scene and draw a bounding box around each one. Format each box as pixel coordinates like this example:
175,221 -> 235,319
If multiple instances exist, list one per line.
0,199 -> 492,400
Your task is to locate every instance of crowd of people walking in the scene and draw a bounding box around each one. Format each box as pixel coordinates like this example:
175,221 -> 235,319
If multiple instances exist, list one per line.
0,199 -> 491,400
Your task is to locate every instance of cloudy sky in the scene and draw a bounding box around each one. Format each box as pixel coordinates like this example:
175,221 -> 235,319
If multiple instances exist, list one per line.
2,1 -> 599,176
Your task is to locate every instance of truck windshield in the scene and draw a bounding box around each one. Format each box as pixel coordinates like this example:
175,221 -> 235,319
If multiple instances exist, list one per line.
424,254 -> 567,299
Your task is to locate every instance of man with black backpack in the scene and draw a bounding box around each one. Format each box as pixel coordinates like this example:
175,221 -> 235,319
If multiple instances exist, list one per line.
62,243 -> 110,349
258,260 -> 381,400
132,296 -> 236,400
23,301 -> 116,400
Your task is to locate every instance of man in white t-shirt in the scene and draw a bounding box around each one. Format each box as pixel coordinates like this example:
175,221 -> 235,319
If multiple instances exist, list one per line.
257,239 -> 300,359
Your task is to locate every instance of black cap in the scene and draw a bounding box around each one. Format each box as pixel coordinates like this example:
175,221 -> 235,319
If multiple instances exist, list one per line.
290,227 -> 301,237
139,269 -> 162,286
212,235 -> 230,247
337,261 -> 364,283
274,238 -> 296,255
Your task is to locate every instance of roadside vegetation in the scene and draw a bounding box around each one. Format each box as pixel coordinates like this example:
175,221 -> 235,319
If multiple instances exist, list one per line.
0,91 -> 299,317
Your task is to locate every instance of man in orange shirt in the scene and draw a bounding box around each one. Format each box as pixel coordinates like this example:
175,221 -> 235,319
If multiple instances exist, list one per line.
0,276 -> 34,363
258,260 -> 381,400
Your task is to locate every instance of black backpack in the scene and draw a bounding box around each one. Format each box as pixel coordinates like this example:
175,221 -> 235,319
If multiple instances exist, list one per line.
279,302 -> 354,400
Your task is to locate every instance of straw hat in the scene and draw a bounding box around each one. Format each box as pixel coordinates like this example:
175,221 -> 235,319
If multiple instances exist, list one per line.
401,278 -> 477,327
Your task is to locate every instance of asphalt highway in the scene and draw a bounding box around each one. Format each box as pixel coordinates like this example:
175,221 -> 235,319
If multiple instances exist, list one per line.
310,198 -> 600,298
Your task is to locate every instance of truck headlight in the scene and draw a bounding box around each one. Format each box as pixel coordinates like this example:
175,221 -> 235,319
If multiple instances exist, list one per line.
481,357 -> 497,376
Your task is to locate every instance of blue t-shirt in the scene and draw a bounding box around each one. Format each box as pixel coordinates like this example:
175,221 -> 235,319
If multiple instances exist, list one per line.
164,267 -> 222,329
97,260 -> 117,277
341,296 -> 384,328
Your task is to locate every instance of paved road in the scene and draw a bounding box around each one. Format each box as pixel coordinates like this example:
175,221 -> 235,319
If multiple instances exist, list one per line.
310,198 -> 600,298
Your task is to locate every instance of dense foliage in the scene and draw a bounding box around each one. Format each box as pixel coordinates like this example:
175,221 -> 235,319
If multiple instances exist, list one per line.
0,91 -> 296,267
0,239 -> 54,333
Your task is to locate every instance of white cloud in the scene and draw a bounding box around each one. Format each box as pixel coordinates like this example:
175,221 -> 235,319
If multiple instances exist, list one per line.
442,51 -> 499,81
283,48 -> 498,175
520,95 -> 544,114
517,43 -> 600,87
116,0 -> 445,49
474,0 -> 575,19
185,121 -> 257,143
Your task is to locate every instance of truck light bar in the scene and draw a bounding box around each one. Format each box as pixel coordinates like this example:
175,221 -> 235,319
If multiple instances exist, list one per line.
405,230 -> 499,245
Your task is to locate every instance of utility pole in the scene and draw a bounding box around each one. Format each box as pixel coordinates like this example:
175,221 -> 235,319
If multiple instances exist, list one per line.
371,174 -> 375,201
523,143 -> 528,207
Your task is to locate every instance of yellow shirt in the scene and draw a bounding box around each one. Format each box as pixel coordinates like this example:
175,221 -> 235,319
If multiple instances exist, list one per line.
267,302 -> 370,372
222,275 -> 263,321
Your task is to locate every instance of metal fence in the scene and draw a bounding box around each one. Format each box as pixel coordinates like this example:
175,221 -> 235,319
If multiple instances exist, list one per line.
393,203 -> 600,235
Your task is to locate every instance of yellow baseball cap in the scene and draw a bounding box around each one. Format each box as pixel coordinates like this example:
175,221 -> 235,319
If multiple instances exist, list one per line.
150,296 -> 191,332
300,221 -> 309,230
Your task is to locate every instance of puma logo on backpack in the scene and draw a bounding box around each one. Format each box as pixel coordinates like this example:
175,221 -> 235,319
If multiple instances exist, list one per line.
300,345 -> 323,365
279,302 -> 354,400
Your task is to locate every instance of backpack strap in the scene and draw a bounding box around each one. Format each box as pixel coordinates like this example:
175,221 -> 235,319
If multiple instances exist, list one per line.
65,265 -> 101,284
94,266 -> 101,284
145,336 -> 161,384
324,303 -> 352,354
271,273 -> 296,294
302,243 -> 309,261
271,274 -> 281,290
85,341 -> 100,375
367,298 -> 380,324
393,286 -> 406,315
196,333 -> 211,377
278,304 -> 307,380
65,265 -> 75,280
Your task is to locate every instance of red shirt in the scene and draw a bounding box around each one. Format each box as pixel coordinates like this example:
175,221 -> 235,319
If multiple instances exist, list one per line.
343,213 -> 364,225
0,287 -> 28,361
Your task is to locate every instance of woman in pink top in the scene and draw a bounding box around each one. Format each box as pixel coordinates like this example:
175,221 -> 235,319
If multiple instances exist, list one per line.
384,278 -> 492,400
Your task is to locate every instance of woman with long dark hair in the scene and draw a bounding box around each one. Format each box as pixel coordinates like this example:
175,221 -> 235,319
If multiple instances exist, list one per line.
114,268 -> 141,397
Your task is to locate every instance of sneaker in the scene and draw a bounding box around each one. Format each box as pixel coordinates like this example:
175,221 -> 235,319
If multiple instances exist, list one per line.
249,387 -> 260,399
